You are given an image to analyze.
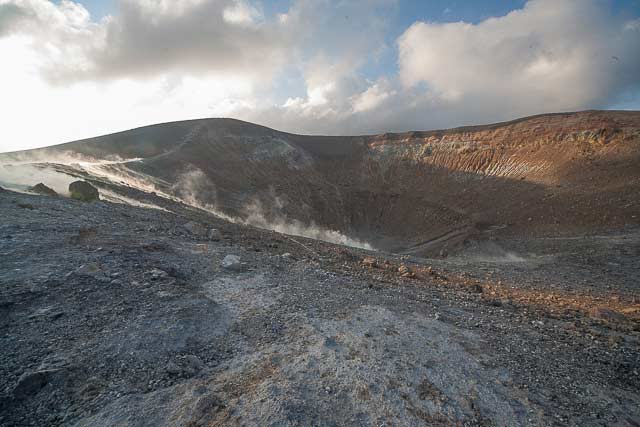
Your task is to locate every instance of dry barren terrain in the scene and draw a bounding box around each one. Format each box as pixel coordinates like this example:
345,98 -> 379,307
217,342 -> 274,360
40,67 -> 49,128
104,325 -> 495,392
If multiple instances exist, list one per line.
1,110 -> 639,426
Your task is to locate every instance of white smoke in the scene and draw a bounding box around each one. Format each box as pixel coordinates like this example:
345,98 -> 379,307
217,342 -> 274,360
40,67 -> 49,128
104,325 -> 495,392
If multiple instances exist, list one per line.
99,188 -> 169,212
242,197 -> 374,250
0,163 -> 76,195
171,167 -> 374,250
0,149 -> 140,165
0,154 -> 375,250
0,152 -> 173,200
170,169 -> 237,222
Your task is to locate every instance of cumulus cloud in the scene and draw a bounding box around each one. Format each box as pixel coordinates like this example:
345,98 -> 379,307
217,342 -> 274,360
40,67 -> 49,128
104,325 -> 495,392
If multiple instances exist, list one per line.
240,0 -> 640,135
352,79 -> 395,113
270,0 -> 396,122
0,0 -> 285,83
396,0 -> 640,120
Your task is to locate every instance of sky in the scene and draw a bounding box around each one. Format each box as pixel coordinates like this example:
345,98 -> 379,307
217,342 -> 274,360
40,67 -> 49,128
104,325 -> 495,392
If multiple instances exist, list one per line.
0,0 -> 639,152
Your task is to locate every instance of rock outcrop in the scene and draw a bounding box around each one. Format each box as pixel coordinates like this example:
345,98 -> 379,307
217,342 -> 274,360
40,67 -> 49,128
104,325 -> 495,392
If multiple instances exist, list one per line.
29,183 -> 58,196
69,181 -> 99,202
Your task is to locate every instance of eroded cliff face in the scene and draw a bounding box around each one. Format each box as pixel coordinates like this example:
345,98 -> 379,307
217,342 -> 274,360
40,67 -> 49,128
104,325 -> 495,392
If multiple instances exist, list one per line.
2,111 -> 639,253
265,111 -> 640,252
365,111 -> 639,183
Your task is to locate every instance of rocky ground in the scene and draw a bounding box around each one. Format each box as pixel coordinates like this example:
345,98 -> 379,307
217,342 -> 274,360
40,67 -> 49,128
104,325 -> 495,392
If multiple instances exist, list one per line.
1,189 -> 639,427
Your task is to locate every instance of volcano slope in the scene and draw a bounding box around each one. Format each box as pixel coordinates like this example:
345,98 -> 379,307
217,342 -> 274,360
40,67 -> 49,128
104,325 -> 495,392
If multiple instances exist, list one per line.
0,110 -> 639,426
2,110 -> 638,255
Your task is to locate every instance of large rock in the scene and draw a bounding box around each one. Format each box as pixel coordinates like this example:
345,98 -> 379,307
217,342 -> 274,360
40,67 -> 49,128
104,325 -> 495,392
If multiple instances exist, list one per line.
29,183 -> 58,196
69,181 -> 99,202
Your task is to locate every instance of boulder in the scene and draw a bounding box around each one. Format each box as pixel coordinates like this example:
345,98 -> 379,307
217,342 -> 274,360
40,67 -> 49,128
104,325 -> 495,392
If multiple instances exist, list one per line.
69,181 -> 99,202
29,183 -> 58,196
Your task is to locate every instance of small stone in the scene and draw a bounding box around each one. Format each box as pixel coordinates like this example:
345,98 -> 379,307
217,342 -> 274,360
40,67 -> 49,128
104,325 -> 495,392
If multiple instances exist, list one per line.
166,362 -> 181,376
221,255 -> 243,271
49,311 -> 65,320
183,355 -> 205,377
620,306 -> 640,315
70,263 -> 102,278
79,377 -> 103,399
470,284 -> 484,293
148,268 -> 169,280
398,264 -> 415,278
361,257 -> 377,267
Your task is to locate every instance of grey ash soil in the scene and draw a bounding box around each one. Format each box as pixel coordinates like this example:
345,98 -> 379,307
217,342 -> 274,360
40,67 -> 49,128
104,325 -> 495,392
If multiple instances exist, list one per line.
1,191 -> 639,427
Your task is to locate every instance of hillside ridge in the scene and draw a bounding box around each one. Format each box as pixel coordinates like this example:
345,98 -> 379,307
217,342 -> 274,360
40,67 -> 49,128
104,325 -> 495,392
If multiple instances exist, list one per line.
3,110 -> 638,157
